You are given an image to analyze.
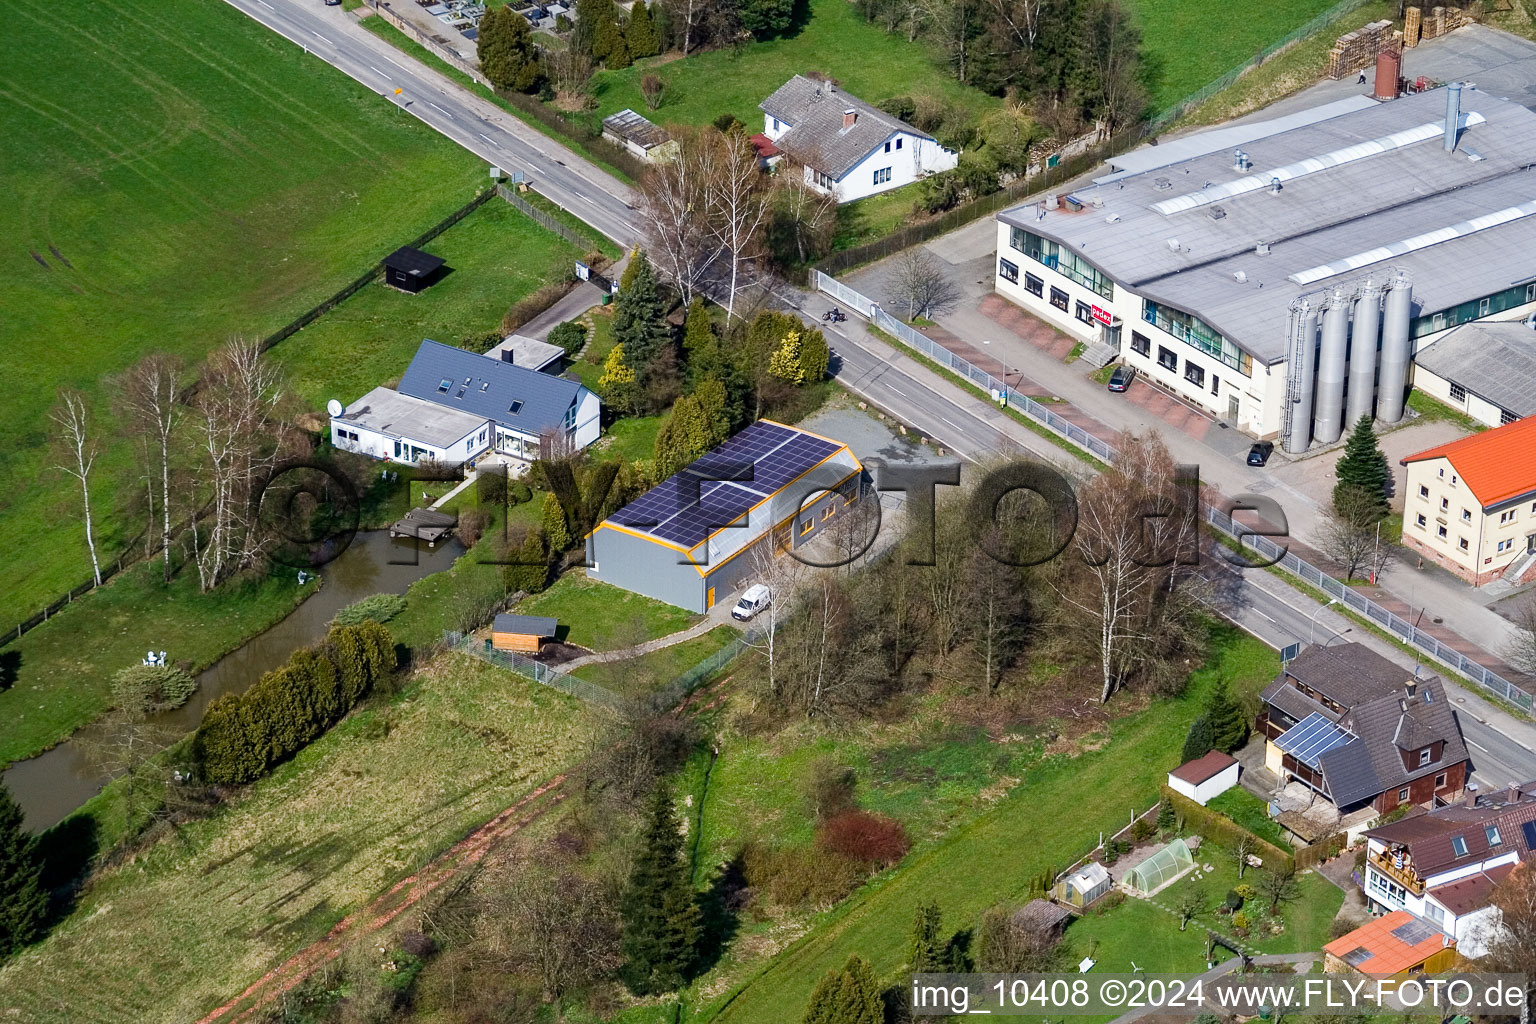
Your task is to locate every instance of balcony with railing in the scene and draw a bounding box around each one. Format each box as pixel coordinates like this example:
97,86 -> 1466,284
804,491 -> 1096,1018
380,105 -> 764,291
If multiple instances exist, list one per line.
1369,849 -> 1426,896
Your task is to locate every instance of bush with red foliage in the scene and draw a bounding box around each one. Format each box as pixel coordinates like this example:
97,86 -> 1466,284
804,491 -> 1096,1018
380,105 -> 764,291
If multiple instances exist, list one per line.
815,810 -> 910,869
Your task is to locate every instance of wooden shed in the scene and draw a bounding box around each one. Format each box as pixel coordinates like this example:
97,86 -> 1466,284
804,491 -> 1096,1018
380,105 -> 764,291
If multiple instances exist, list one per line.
383,246 -> 446,293
491,613 -> 558,653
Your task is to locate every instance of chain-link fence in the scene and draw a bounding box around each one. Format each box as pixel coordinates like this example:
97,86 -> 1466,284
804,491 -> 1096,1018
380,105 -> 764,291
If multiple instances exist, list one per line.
817,272 -> 1119,465
814,274 -> 1535,713
444,629 -> 758,713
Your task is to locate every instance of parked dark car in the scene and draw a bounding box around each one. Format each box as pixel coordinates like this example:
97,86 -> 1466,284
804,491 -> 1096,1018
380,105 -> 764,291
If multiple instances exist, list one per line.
1106,365 -> 1137,392
1247,441 -> 1275,467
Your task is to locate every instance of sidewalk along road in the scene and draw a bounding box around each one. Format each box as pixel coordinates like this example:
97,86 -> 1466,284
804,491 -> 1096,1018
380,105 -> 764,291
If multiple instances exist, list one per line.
1199,537 -> 1536,790
220,0 -> 641,249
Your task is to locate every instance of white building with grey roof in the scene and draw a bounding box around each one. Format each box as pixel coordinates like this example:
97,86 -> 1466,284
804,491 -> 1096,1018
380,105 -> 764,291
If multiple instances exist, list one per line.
993,84 -> 1536,450
760,75 -> 958,203
1411,320 -> 1536,427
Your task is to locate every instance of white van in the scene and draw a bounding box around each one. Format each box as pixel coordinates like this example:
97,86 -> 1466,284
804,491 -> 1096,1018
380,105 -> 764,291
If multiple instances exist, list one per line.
731,584 -> 771,621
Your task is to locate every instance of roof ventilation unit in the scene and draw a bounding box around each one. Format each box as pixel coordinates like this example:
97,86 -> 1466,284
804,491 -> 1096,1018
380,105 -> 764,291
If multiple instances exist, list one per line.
1256,241 -> 1271,256
1209,205 -> 1227,220
1269,177 -> 1283,194
1166,238 -> 1181,252
1104,213 -> 1121,223
1154,176 -> 1173,191
1233,270 -> 1248,282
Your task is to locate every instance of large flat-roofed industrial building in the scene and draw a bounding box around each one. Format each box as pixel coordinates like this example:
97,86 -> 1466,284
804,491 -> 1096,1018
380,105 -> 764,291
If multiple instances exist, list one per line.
587,420 -> 865,612
993,84 -> 1536,451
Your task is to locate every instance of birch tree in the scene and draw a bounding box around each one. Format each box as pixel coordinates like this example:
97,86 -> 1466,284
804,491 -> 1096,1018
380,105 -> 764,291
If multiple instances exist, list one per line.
115,354 -> 183,583
745,533 -> 809,701
50,389 -> 103,586
704,130 -> 770,319
637,128 -> 721,309
190,340 -> 283,591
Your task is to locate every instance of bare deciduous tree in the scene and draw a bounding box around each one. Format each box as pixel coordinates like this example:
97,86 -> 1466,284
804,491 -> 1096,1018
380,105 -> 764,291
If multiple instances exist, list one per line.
766,157 -> 838,269
51,389 -> 103,586
1232,831 -> 1258,879
189,339 -> 284,591
1318,485 -> 1392,583
1506,596 -> 1536,677
1077,0 -> 1147,137
640,73 -> 665,111
704,130 -> 770,319
1051,432 -> 1204,704
549,47 -> 594,100
890,248 -> 961,321
637,128 -> 721,309
1484,863 -> 1536,1024
497,867 -> 622,1012
745,529 -> 811,701
115,354 -> 184,583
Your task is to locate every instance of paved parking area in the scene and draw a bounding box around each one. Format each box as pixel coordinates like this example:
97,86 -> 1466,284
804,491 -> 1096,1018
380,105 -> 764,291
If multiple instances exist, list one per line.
1264,417 -> 1471,514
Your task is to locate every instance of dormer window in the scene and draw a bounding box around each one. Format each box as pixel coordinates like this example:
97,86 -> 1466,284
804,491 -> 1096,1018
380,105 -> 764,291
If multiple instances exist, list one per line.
508,400 -> 524,415
1451,835 -> 1468,857
1419,748 -> 1432,766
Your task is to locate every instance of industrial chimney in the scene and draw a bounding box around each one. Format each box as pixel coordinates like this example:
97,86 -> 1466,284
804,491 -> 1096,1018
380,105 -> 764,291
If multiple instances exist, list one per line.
1444,82 -> 1463,151
1374,47 -> 1401,101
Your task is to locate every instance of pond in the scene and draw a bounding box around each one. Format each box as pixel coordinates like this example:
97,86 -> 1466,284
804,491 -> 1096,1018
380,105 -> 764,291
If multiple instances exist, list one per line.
4,530 -> 463,830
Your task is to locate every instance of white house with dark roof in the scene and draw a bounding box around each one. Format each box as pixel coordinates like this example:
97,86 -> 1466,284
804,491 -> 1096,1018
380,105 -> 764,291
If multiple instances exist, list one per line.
1410,320 -> 1536,428
329,339 -> 599,467
759,75 -> 958,203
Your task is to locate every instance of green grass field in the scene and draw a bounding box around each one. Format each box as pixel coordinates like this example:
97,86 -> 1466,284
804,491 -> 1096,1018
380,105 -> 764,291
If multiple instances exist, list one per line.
269,199 -> 584,410
590,0 -> 1000,131
1132,0 -> 1346,110
572,623 -> 739,697
1207,787 -> 1294,851
0,653 -> 594,1024
0,562 -> 311,765
513,570 -> 702,650
690,625 -> 1280,1024
0,0 -> 485,627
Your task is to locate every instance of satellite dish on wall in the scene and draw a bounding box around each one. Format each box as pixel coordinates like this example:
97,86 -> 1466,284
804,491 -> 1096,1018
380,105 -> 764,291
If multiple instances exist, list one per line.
327,399 -> 343,417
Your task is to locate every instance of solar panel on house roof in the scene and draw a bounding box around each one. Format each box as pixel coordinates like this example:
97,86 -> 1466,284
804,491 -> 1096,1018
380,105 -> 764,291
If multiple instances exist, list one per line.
1522,821 -> 1536,850
1390,918 -> 1438,946
1342,946 -> 1374,967
604,421 -> 846,549
1275,712 -> 1354,770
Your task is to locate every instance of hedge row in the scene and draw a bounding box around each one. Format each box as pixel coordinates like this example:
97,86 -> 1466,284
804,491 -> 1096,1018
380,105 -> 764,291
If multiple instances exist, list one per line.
194,621 -> 396,785
1160,785 -> 1295,873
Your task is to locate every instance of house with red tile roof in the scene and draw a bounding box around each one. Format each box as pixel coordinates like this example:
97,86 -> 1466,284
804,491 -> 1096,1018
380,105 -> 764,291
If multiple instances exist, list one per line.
1400,416 -> 1536,586
1360,780 -> 1536,957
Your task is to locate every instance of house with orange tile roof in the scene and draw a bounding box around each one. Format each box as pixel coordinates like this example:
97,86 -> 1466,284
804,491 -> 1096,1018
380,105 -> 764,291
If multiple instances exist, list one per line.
1399,416 -> 1536,586
1323,909 -> 1459,977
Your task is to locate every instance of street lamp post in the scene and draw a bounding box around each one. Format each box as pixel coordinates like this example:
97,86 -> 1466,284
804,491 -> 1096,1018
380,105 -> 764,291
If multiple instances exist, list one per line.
1308,597 -> 1338,644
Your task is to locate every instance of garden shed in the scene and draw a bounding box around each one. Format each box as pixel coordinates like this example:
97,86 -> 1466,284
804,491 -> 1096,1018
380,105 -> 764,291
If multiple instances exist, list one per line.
1122,838 -> 1195,895
491,613 -> 558,653
1053,862 -> 1112,908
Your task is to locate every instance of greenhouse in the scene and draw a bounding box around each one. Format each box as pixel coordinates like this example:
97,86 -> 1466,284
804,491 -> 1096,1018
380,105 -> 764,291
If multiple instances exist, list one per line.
1122,838 -> 1195,895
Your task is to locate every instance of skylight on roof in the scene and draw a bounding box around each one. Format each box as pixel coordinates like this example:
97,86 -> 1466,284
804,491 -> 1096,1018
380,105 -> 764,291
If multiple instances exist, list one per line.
438,378 -> 452,393
1275,712 -> 1354,769
1290,197 -> 1536,285
1451,835 -> 1469,857
509,400 -> 524,414
1390,918 -> 1438,946
1486,825 -> 1502,847
1151,114 -> 1488,217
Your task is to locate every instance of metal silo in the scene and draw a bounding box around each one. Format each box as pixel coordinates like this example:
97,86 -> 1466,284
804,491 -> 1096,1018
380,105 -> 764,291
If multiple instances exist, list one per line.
1345,278 -> 1382,427
1284,299 -> 1319,454
1377,270 -> 1414,423
1313,287 -> 1351,444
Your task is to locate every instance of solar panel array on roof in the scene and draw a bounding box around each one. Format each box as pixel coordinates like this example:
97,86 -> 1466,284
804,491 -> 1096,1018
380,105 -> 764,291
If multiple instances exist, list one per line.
1390,917 -> 1438,946
1275,712 -> 1355,769
607,421 -> 843,549
1342,946 -> 1374,967
1523,821 -> 1536,850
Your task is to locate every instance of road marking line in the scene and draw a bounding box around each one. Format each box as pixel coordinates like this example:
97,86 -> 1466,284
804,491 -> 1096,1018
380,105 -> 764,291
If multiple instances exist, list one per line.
312,31 -> 333,44
1468,740 -> 1488,753
1253,609 -> 1277,624
430,102 -> 453,117
256,0 -> 274,8
939,415 -> 962,430
478,133 -> 499,147
381,53 -> 409,70
369,66 -> 391,80
883,383 -> 907,398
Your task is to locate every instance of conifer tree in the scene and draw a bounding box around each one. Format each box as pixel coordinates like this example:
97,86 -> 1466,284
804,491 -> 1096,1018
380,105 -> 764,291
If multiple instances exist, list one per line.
1333,415 -> 1389,519
769,328 -> 807,384
682,298 -> 721,383
0,782 -> 47,959
1204,684 -> 1249,753
1156,797 -> 1176,832
541,491 -> 572,552
477,7 -> 542,92
802,954 -> 884,1024
908,900 -> 944,973
613,252 -> 673,405
1180,715 -> 1214,765
620,783 -> 700,995
594,15 -> 630,68
502,528 -> 551,594
597,342 -> 639,415
626,0 -> 659,57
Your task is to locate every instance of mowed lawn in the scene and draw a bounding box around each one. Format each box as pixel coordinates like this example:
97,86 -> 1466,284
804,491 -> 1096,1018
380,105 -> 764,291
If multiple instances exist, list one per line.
0,561 -> 309,765
692,627 -> 1280,1024
1131,0 -> 1343,110
269,199 -> 584,409
590,0 -> 1000,131
0,0 -> 484,625
0,654 -> 595,1024
513,570 -> 703,651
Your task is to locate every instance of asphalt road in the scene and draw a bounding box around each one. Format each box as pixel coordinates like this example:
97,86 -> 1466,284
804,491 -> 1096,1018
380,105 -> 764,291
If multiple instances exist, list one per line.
1201,545 -> 1536,791
222,0 -> 642,247
227,0 -> 1536,792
